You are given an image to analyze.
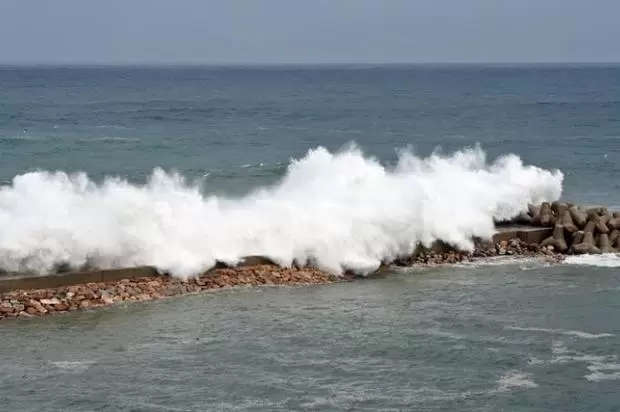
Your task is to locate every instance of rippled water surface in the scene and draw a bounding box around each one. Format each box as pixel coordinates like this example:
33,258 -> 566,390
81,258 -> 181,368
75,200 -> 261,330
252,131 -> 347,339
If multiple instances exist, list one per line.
2,262 -> 619,411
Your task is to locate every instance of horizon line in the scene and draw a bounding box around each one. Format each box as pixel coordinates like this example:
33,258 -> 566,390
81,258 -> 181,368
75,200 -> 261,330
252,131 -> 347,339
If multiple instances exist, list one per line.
1,61 -> 620,69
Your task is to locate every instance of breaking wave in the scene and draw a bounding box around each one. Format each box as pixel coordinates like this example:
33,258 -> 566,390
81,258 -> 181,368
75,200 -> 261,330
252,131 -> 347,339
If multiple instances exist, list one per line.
0,144 -> 563,277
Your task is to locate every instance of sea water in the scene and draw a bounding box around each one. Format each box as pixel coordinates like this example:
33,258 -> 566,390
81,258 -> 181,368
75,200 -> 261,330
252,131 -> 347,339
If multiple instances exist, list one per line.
1,65 -> 619,410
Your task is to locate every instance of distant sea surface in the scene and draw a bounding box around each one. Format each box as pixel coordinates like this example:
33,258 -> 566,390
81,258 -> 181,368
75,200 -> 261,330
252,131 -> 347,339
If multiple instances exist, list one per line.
1,65 -> 619,202
1,65 -> 620,411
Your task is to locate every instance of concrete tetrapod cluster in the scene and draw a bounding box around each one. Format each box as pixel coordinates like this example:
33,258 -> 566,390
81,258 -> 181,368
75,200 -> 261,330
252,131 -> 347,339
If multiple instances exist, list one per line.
516,202 -> 620,254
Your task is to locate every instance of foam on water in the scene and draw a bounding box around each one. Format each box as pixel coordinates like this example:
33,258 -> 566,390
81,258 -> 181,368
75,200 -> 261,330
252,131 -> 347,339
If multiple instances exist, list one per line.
507,326 -> 614,339
0,144 -> 563,277
564,254 -> 620,267
496,371 -> 538,392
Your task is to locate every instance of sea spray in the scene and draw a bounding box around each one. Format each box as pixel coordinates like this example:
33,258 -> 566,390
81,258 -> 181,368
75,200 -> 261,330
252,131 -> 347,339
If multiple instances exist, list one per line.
0,144 -> 563,277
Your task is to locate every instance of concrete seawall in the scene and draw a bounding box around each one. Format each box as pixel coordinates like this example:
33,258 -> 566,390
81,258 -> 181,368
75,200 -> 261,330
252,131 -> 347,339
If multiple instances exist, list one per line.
0,225 -> 552,294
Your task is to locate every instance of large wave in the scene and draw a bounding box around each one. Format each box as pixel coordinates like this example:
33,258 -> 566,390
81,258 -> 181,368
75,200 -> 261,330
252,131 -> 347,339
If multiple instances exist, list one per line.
0,144 -> 563,277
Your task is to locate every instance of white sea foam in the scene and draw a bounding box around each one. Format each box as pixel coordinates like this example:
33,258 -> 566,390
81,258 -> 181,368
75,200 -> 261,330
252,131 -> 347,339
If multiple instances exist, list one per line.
549,341 -> 620,382
0,144 -> 563,277
507,326 -> 614,339
50,360 -> 95,372
496,371 -> 538,392
564,254 -> 620,267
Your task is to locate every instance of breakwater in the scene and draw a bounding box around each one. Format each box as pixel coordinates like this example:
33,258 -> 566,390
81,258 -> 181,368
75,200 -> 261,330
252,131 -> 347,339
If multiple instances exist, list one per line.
1,201 -> 615,321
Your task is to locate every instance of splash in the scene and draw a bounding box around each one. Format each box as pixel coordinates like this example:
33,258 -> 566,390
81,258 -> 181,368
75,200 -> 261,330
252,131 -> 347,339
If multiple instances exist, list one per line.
0,144 -> 563,277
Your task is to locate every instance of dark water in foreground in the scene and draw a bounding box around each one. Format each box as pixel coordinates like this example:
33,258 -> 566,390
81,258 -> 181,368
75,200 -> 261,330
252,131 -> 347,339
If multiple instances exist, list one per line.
2,261 -> 619,411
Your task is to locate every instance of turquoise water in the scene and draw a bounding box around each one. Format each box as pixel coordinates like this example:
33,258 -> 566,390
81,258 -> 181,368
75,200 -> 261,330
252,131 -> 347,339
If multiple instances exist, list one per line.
1,65 -> 620,410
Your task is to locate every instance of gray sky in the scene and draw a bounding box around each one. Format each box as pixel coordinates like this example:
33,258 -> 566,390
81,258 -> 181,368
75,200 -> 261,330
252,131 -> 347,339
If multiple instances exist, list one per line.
1,0 -> 619,65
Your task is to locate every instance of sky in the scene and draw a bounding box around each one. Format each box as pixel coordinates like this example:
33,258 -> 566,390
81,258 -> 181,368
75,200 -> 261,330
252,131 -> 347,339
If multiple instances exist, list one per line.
1,0 -> 619,65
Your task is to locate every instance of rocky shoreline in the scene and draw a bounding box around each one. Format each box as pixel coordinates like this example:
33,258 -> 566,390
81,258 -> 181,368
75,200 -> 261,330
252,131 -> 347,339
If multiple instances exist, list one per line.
0,201 -> 614,321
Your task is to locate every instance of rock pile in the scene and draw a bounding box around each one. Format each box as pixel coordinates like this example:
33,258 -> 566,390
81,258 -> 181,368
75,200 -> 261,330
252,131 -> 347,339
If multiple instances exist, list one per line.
0,266 -> 337,320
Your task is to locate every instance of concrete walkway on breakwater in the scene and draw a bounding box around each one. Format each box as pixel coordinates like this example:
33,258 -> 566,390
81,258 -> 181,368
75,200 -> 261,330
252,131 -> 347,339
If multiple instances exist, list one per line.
0,225 -> 552,294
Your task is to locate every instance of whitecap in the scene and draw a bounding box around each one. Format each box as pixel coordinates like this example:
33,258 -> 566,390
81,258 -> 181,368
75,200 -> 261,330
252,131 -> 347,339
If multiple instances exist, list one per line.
496,371 -> 538,392
506,326 -> 614,339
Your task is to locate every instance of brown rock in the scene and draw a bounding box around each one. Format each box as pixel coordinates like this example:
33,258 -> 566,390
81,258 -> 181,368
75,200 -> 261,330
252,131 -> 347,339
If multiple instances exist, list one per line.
26,307 -> 38,315
0,302 -> 14,314
79,300 -> 91,309
28,299 -> 47,314
54,302 -> 69,311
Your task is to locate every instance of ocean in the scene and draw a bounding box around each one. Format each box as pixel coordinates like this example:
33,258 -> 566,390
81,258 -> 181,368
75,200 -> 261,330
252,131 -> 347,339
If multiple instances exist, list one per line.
1,65 -> 620,410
